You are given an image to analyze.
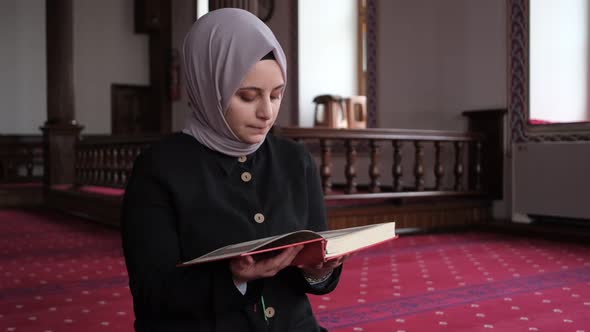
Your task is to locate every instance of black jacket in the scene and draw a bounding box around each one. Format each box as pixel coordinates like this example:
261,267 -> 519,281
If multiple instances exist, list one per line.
121,132 -> 341,331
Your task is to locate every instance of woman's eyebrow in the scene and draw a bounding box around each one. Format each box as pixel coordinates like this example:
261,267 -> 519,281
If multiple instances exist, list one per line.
237,87 -> 262,92
237,84 -> 285,91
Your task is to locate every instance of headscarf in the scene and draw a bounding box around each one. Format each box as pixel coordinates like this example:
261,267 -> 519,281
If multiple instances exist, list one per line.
182,8 -> 288,156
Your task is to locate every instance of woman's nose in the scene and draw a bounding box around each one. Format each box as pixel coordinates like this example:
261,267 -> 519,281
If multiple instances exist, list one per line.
256,97 -> 273,120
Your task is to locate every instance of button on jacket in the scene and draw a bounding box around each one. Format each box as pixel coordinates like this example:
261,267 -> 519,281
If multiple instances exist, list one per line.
121,132 -> 341,331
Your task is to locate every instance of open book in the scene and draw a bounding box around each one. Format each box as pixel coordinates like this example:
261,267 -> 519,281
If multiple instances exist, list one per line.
177,222 -> 396,267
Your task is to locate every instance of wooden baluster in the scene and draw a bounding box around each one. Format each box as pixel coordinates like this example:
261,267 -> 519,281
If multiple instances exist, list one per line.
127,146 -> 135,180
413,141 -> 424,191
77,149 -> 83,184
105,146 -> 111,185
0,158 -> 4,181
88,149 -> 92,184
345,140 -> 358,194
319,139 -> 332,194
118,146 -> 124,186
113,147 -> 120,186
98,148 -> 105,185
6,159 -> 14,180
120,146 -> 128,185
454,141 -> 464,190
120,146 -> 127,185
106,147 -> 112,185
80,149 -> 85,184
81,150 -> 86,184
93,148 -> 99,185
369,140 -> 381,193
26,147 -> 34,178
92,149 -> 98,185
474,141 -> 482,191
392,140 -> 403,191
83,149 -> 87,184
104,147 -> 109,185
434,141 -> 444,190
121,146 -> 127,186
111,146 -> 117,185
74,149 -> 80,185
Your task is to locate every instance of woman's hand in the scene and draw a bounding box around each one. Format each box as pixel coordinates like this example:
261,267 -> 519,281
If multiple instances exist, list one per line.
229,245 -> 304,284
299,254 -> 349,279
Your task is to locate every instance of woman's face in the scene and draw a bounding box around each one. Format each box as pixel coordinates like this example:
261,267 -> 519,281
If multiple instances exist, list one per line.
225,60 -> 285,144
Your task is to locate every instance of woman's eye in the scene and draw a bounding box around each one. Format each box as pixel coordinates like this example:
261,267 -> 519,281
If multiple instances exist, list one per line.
239,94 -> 256,102
271,93 -> 282,100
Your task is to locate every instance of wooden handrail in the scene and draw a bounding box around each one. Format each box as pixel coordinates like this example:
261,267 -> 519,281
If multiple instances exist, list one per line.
78,134 -> 161,145
274,127 -> 484,141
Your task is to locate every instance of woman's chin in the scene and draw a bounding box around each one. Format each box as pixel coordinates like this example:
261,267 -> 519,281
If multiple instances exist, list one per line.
240,134 -> 266,144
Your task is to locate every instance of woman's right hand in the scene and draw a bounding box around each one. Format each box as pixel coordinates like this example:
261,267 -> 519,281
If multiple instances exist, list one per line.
229,245 -> 304,284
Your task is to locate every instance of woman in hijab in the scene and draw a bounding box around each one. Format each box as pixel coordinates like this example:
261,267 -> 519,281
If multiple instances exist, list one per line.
121,8 -> 344,331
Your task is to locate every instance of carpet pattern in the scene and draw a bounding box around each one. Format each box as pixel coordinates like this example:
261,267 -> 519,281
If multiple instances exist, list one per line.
1,209 -> 131,331
1,209 -> 589,331
309,232 -> 590,331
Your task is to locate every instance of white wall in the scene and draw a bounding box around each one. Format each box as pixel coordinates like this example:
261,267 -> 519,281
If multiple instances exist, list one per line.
2,1 -> 506,134
0,0 -> 46,134
298,0 -> 358,127
73,0 -> 150,134
376,0 -> 507,130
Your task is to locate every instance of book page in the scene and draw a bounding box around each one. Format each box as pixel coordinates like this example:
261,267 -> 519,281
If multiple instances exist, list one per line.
321,222 -> 396,259
254,230 -> 322,252
179,230 -> 323,266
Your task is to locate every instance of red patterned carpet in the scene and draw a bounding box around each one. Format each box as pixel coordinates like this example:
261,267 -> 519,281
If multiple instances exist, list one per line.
1,209 -> 589,331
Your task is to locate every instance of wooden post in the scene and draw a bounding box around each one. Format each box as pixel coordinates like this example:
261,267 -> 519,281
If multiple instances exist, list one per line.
392,140 -> 403,192
319,139 -> 333,194
368,140 -> 381,193
345,140 -> 358,194
453,141 -> 464,191
42,0 -> 83,187
434,141 -> 444,190
462,109 -> 506,199
413,141 -> 424,191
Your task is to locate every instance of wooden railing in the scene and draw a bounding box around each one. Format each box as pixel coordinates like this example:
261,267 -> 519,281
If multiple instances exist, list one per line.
74,135 -> 159,188
0,135 -> 44,184
58,109 -> 502,201
32,109 -> 504,228
72,129 -> 495,202
274,127 -> 487,200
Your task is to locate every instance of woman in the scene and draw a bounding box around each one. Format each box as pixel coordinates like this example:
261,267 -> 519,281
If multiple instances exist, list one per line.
121,8 -> 344,331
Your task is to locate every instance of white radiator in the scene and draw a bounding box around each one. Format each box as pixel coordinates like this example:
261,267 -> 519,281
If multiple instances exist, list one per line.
513,141 -> 590,221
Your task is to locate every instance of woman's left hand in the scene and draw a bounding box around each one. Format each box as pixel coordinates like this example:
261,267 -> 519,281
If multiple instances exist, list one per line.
299,254 -> 349,279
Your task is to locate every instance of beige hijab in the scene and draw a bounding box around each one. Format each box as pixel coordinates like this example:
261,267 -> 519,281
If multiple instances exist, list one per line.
182,8 -> 287,156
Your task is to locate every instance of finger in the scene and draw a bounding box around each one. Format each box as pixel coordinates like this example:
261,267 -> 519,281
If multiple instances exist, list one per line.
238,255 -> 255,269
273,246 -> 303,269
230,257 -> 256,282
326,260 -> 342,269
280,245 -> 303,262
321,257 -> 343,269
262,246 -> 303,275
